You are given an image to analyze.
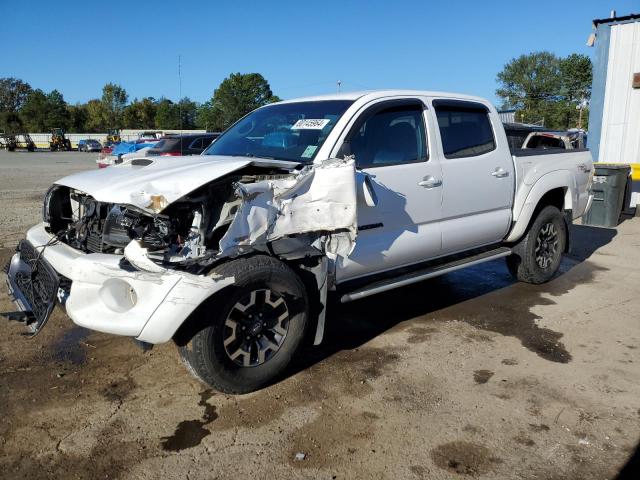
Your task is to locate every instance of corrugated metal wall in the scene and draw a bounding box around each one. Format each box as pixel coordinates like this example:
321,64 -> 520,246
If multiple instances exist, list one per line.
497,111 -> 516,123
598,21 -> 640,163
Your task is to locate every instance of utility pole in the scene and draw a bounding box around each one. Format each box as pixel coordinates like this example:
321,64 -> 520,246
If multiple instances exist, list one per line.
178,55 -> 183,132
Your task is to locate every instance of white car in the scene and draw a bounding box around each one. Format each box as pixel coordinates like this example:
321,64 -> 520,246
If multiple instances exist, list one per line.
6,90 -> 594,393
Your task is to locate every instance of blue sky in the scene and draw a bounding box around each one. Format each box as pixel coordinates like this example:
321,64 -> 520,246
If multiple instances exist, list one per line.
1,0 -> 638,106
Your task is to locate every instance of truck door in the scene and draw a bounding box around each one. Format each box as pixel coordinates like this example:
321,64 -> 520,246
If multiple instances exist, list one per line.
430,100 -> 514,254
334,98 -> 443,283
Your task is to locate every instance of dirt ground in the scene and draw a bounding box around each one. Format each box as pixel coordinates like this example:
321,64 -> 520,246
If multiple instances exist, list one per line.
1,150 -> 639,479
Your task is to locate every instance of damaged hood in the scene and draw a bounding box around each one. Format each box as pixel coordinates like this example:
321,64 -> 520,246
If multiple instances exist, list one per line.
55,155 -> 257,212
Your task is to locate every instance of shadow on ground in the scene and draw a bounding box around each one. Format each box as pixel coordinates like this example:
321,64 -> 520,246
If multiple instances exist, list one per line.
286,223 -> 617,378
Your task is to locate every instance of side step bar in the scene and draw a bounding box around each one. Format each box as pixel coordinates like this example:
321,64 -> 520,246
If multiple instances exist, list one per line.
340,247 -> 512,303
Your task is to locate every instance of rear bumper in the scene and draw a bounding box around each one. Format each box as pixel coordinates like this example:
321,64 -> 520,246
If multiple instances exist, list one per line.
5,224 -> 232,343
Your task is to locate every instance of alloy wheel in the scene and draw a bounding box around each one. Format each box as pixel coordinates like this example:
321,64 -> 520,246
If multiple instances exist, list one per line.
222,289 -> 290,367
535,222 -> 559,269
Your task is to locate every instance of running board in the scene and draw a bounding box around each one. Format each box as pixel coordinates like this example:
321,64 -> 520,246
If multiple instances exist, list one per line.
340,247 -> 512,303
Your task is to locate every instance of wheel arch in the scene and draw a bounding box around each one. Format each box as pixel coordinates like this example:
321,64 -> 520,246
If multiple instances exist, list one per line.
172,253 -> 324,347
506,170 -> 575,243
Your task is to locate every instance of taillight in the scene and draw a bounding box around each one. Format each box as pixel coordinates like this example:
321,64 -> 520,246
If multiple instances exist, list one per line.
160,152 -> 181,156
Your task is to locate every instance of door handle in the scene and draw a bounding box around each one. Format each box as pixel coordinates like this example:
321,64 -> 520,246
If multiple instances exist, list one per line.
418,176 -> 442,188
491,167 -> 509,178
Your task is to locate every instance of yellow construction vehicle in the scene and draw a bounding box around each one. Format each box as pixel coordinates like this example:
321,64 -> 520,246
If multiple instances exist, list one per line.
50,128 -> 72,151
106,129 -> 121,144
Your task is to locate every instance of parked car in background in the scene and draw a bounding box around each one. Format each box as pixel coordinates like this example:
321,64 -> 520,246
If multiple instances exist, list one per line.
137,131 -> 163,143
97,141 -> 159,168
146,133 -> 220,156
521,132 -> 577,150
77,139 -> 102,152
502,122 -> 548,150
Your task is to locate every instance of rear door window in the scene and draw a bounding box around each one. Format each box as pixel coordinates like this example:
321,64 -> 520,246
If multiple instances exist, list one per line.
434,103 -> 496,159
189,138 -> 203,149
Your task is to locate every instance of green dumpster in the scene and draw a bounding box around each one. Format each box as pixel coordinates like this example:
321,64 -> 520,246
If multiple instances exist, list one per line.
583,163 -> 631,228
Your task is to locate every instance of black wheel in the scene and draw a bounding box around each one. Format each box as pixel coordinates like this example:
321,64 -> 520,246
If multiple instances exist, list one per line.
507,205 -> 566,284
178,255 -> 309,394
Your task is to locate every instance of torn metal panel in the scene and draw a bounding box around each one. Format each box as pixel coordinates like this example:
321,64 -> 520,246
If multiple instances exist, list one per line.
124,240 -> 165,273
308,256 -> 329,345
219,157 -> 357,257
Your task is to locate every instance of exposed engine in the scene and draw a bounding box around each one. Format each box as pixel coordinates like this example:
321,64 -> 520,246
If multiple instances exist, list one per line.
43,167 -> 294,269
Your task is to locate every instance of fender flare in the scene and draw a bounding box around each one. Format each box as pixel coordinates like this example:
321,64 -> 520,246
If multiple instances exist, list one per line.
505,170 -> 576,243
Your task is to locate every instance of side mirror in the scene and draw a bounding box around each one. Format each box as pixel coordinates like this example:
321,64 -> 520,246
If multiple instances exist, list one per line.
338,141 -> 352,158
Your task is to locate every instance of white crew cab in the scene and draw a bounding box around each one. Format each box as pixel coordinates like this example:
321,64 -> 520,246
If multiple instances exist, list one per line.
6,90 -> 594,393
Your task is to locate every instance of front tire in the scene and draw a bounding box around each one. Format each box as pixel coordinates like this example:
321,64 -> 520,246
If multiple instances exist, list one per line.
507,205 -> 566,284
178,255 -> 309,394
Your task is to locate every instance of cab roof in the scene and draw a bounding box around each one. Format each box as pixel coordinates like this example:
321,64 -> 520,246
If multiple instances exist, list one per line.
276,89 -> 490,105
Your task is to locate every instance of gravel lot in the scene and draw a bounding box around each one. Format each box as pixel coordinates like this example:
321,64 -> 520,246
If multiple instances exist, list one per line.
0,150 -> 639,479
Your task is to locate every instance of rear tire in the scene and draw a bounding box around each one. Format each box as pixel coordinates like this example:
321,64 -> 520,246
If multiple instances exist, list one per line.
178,255 -> 309,394
507,205 -> 566,284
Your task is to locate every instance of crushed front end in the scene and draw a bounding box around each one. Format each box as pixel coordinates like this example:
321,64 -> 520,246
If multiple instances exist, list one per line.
4,157 -> 356,344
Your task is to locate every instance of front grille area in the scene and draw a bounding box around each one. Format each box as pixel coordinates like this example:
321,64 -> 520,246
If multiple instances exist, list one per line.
86,231 -> 104,253
13,240 -> 60,334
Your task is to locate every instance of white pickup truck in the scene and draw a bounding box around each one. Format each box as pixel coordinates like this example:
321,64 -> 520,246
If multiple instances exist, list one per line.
5,90 -> 593,393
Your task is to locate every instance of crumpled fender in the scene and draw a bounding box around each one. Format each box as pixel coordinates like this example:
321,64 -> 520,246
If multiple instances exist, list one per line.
219,157 -> 358,258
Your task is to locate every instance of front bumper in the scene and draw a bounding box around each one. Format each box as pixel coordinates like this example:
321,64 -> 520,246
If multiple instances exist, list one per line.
5,224 -> 232,343
6,240 -> 60,336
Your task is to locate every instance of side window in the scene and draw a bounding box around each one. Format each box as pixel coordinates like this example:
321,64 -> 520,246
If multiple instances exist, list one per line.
200,137 -> 214,149
189,138 -> 203,149
528,135 -> 565,150
434,104 -> 496,158
349,104 -> 427,168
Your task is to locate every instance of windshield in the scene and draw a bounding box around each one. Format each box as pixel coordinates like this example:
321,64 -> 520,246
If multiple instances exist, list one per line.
203,100 -> 353,162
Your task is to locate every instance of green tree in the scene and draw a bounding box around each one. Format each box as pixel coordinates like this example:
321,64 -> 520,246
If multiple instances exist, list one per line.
20,89 -> 49,131
19,89 -> 70,131
124,97 -> 157,129
496,51 -> 592,130
208,73 -> 280,129
196,100 -> 223,131
155,98 -> 179,129
178,97 -> 198,129
0,111 -> 24,134
558,53 -> 592,129
100,83 -> 128,129
86,99 -> 106,132
154,97 -> 200,129
0,77 -> 32,113
45,90 -> 70,128
67,103 -> 89,132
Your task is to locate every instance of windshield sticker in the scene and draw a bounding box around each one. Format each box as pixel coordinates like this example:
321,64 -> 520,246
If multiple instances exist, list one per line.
291,119 -> 330,130
301,145 -> 318,158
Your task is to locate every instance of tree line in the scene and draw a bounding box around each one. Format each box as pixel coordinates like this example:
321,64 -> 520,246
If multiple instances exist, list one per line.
0,73 -> 280,134
1,52 -> 593,135
496,52 -> 592,130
